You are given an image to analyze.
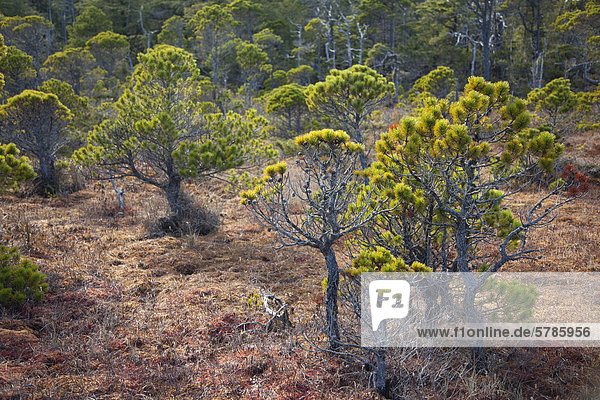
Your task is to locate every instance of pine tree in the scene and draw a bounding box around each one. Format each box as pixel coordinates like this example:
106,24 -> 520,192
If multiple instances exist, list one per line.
158,16 -> 189,49
527,77 -> 578,135
305,65 -> 394,168
253,28 -> 283,87
0,45 -> 36,98
340,77 -> 578,391
235,41 -> 269,105
189,4 -> 235,90
76,45 -> 274,228
364,77 -> 567,274
41,48 -> 95,95
265,83 -> 308,137
242,129 -> 400,344
85,31 -> 129,79
67,6 -> 113,47
0,16 -> 53,83
0,90 -> 72,193
407,65 -> 456,106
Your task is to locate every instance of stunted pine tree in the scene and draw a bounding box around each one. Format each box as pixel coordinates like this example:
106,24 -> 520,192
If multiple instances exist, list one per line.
242,129 -> 401,344
265,83 -> 308,137
364,77 -> 568,275
236,41 -> 269,106
85,31 -> 129,79
189,5 -> 235,90
67,6 -> 113,47
0,245 -> 48,309
253,28 -> 283,88
339,77 -> 580,393
42,48 -> 95,95
305,65 -> 394,169
406,65 -> 456,106
76,45 -> 274,230
0,16 -> 53,83
0,45 -> 36,98
158,16 -> 189,49
527,77 -> 578,136
0,90 -> 72,193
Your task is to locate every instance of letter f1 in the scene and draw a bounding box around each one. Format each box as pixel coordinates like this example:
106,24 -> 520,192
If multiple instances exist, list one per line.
376,289 -> 391,307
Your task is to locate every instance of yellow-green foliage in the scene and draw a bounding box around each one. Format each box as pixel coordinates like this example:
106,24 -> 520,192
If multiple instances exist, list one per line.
528,78 -> 577,114
287,65 -> 313,85
0,33 -> 5,92
0,143 -> 35,192
377,77 -> 562,174
527,78 -> 578,133
0,44 -> 36,97
575,85 -> 600,131
350,77 -> 563,272
306,65 -> 394,114
0,246 -> 48,308
76,45 -> 275,188
407,66 -> 455,106
246,292 -> 262,309
295,129 -> 364,152
240,161 -> 286,204
263,161 -> 287,178
304,65 -> 394,142
346,247 -> 431,277
266,84 -> 307,115
1,89 -> 72,120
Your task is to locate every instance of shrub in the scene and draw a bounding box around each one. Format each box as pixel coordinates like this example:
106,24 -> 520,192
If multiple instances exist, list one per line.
0,245 -> 48,308
0,143 -> 35,192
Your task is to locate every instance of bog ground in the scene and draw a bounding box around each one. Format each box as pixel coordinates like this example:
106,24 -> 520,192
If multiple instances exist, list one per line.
0,168 -> 599,399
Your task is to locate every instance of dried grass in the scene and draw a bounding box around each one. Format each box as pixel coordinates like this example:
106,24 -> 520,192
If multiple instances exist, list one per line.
0,134 -> 598,399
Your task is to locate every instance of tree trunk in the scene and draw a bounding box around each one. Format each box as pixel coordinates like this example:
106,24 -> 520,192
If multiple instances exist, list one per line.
354,123 -> 368,170
62,8 -> 68,44
471,43 -> 477,77
374,349 -> 388,396
68,0 -> 75,24
455,217 -> 469,272
287,109 -> 293,135
295,113 -> 301,134
269,49 -> 274,88
482,0 -> 492,80
212,41 -> 220,89
345,27 -> 352,67
164,177 -> 183,219
316,35 -> 322,80
322,245 -> 340,345
38,153 -> 57,193
463,274 -> 488,370
328,16 -> 335,69
393,66 -> 400,103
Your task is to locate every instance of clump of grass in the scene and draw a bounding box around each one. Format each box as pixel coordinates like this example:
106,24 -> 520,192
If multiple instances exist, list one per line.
149,192 -> 221,237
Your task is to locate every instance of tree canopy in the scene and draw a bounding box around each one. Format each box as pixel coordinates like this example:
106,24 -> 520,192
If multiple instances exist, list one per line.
75,45 -> 274,224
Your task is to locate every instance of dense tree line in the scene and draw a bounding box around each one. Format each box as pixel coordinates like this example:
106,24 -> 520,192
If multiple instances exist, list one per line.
0,0 -> 597,103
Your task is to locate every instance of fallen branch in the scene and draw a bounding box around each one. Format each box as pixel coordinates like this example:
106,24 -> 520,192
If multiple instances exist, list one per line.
260,288 -> 293,330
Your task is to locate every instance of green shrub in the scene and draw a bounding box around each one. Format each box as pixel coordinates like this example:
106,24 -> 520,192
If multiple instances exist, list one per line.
0,143 -> 36,193
0,246 -> 48,308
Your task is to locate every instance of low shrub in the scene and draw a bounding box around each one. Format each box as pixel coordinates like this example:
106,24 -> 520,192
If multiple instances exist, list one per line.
0,246 -> 48,308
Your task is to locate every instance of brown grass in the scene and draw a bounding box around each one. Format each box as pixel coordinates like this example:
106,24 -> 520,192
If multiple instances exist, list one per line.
0,152 -> 599,399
